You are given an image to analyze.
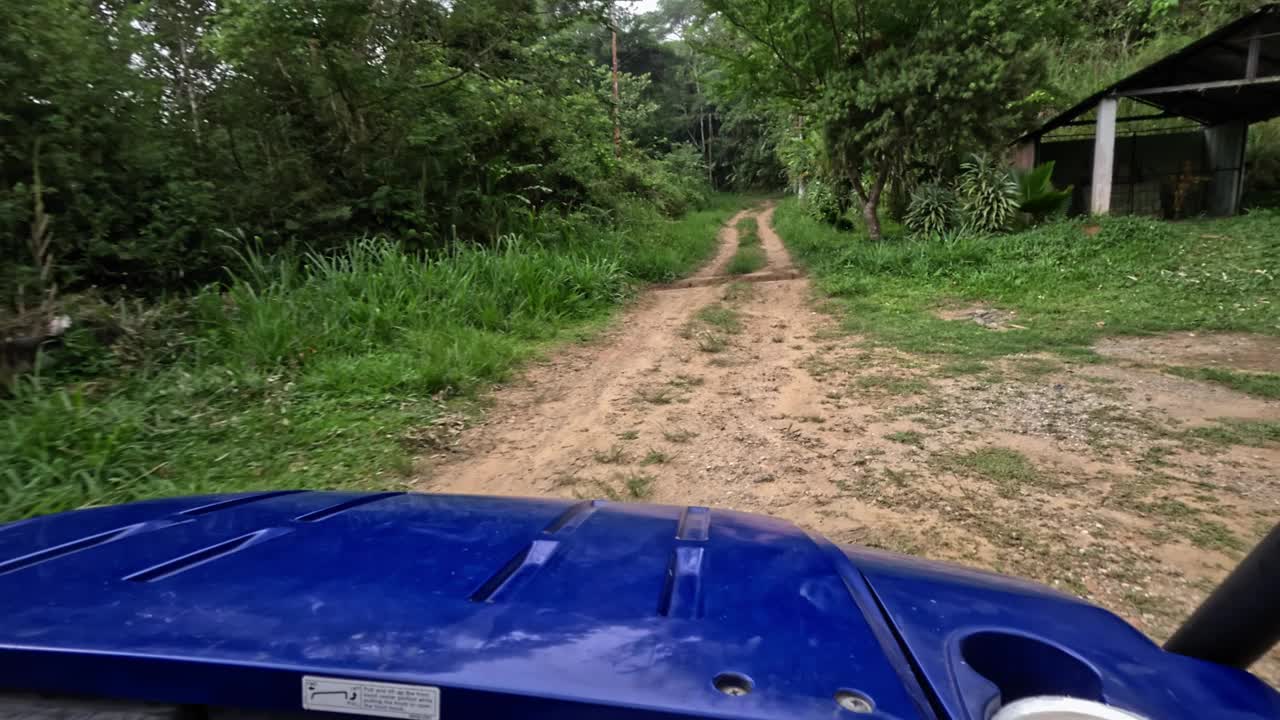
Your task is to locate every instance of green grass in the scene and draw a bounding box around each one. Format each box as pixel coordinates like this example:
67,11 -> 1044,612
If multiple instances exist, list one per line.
736,216 -> 761,247
621,472 -> 656,499
886,430 -> 926,447
727,246 -> 767,275
694,304 -> 743,334
854,374 -> 931,395
1,195 -> 748,522
937,359 -> 988,377
1186,419 -> 1280,447
941,447 -> 1044,497
1167,366 -> 1280,399
640,448 -> 671,466
773,198 -> 1280,359
722,281 -> 755,302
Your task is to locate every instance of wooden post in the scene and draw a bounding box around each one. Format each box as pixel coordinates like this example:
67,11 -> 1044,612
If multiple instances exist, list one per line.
1091,97 -> 1118,215
1012,140 -> 1037,171
1247,36 -> 1261,79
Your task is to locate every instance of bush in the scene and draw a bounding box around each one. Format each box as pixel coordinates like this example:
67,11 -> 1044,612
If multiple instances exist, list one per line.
1013,161 -> 1072,222
802,179 -> 850,225
957,154 -> 1020,234
904,183 -> 958,238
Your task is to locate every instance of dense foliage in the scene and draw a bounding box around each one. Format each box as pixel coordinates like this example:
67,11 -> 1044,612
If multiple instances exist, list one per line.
5,0 -> 1280,522
2,196 -> 745,521
1,0 -> 737,305
700,0 -> 1062,239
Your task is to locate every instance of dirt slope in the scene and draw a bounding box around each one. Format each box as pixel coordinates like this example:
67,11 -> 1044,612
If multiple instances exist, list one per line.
415,202 -> 1280,684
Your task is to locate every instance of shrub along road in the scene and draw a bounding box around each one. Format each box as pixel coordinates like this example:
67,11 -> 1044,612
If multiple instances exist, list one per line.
417,202 -> 1280,685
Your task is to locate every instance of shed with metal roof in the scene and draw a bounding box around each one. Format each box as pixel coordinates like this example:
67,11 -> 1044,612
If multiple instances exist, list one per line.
1015,4 -> 1280,217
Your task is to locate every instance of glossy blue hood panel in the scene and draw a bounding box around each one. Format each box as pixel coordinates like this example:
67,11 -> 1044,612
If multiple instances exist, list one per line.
0,492 -> 1276,720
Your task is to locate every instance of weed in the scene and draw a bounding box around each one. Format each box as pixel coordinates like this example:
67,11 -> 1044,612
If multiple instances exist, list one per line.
938,359 -> 987,377
617,430 -> 640,441
662,427 -> 698,443
1167,366 -> 1280,400
941,447 -> 1043,497
723,281 -> 755,302
593,444 -> 629,464
640,449 -> 671,466
696,333 -> 729,353
886,430 -> 926,447
669,374 -> 705,389
735,215 -> 761,246
587,480 -> 622,501
620,472 -> 656,499
854,374 -> 931,395
1186,419 -> 1280,447
550,471 -> 582,488
636,386 -> 675,405
1009,357 -> 1059,379
695,304 -> 742,334
727,246 -> 767,275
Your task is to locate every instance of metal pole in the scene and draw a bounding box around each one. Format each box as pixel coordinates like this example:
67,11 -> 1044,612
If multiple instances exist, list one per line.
1165,522 -> 1280,668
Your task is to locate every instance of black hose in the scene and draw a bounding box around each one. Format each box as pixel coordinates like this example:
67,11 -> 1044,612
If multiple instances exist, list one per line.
1165,522 -> 1280,668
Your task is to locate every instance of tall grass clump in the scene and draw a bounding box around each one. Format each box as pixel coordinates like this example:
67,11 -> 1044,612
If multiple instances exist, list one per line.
1,195 -> 749,522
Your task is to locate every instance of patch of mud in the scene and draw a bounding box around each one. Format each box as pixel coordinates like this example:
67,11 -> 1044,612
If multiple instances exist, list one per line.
1095,332 -> 1280,373
935,303 -> 1025,331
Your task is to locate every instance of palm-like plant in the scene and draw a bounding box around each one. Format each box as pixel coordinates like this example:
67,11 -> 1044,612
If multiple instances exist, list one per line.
904,183 -> 957,238
957,153 -> 1020,234
1014,161 -> 1073,222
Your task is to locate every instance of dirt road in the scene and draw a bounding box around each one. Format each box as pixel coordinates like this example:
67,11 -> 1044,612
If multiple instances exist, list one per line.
417,202 -> 1280,683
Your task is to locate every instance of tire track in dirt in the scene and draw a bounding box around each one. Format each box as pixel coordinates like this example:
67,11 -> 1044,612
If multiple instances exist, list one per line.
413,202 -> 856,513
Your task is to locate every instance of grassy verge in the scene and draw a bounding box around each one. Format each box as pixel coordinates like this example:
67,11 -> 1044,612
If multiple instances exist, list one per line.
1,195 -> 748,522
773,198 -> 1279,358
1166,366 -> 1280,399
727,215 -> 767,274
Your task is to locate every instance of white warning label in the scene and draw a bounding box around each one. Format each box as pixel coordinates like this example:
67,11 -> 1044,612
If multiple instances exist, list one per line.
302,676 -> 440,720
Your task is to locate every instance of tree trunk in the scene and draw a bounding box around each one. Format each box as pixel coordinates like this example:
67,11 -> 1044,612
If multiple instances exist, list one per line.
861,198 -> 882,241
852,164 -> 888,241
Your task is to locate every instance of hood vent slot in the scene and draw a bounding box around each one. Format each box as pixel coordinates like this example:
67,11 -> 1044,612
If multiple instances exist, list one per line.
125,527 -> 292,583
180,491 -> 304,517
0,519 -> 190,576
295,493 -> 402,523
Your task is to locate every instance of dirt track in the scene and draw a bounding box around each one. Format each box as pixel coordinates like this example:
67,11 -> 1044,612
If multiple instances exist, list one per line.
416,202 -> 1280,684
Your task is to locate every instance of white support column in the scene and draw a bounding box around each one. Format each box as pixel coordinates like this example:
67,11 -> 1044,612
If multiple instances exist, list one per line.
1091,97 -> 1118,215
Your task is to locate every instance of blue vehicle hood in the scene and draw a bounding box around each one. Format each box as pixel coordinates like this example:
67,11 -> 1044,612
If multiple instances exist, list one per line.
0,491 -> 1276,720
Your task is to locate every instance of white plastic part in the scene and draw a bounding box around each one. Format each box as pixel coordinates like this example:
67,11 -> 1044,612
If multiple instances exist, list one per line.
992,696 -> 1149,720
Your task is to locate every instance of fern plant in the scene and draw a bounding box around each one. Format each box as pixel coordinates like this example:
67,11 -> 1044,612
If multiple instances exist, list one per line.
904,183 -> 957,238
957,153 -> 1020,234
